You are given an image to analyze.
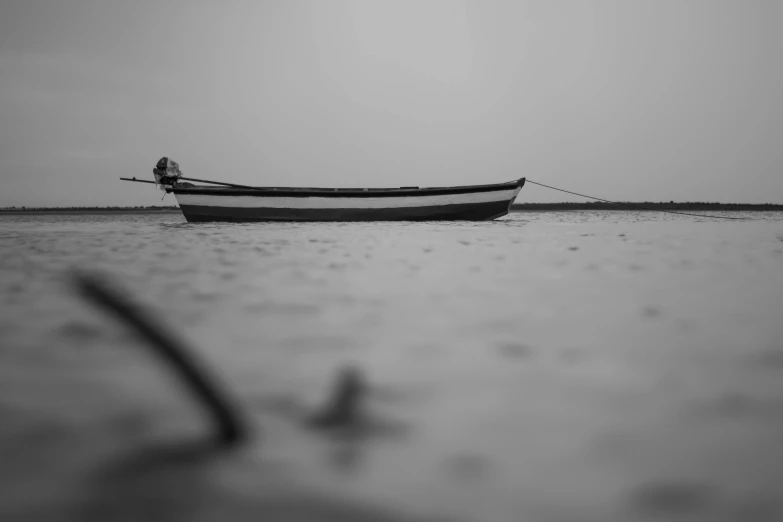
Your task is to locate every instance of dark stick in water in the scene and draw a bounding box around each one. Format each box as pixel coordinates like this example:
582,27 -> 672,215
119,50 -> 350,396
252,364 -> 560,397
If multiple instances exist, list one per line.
71,270 -> 249,447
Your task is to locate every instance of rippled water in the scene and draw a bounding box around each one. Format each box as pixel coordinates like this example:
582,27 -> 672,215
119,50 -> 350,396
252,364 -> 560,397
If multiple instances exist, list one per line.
2,211 -> 783,522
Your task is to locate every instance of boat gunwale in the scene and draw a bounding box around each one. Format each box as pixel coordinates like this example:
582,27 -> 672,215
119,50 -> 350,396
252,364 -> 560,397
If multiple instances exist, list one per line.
168,178 -> 525,198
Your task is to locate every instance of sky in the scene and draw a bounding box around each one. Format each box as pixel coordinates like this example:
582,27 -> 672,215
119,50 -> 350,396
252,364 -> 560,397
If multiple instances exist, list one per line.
1,0 -> 781,207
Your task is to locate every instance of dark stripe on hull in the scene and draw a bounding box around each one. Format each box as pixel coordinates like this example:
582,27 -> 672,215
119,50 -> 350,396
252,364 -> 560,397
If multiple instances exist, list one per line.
178,200 -> 513,222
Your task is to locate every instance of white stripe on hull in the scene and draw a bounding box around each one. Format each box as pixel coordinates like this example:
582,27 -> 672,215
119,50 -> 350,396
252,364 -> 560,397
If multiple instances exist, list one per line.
174,188 -> 521,209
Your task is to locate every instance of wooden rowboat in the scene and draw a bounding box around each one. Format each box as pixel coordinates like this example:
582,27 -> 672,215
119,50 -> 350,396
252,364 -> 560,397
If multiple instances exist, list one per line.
121,158 -> 526,222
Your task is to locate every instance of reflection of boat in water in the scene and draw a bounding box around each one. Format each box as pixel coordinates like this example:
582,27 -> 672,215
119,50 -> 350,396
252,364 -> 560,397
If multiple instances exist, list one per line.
121,157 -> 526,223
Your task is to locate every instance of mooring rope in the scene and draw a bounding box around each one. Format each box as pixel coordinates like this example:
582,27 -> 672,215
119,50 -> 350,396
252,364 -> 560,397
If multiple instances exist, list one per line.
524,179 -> 750,220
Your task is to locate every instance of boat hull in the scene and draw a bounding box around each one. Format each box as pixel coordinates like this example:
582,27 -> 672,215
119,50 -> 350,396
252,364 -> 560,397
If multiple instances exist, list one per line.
170,179 -> 525,222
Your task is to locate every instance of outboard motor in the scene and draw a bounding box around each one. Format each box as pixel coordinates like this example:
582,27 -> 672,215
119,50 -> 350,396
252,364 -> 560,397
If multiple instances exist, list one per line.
153,157 -> 184,190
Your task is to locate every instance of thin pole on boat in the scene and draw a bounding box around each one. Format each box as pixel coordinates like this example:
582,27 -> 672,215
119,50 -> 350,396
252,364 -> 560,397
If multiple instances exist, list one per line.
120,177 -> 157,185
177,177 -> 270,190
119,176 -> 270,191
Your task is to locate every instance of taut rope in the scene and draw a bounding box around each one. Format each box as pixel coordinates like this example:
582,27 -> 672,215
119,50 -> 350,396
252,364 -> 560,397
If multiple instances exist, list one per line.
525,179 -> 749,220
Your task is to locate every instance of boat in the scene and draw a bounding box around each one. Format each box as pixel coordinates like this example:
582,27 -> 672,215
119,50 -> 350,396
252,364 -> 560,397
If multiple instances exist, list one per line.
120,157 -> 526,222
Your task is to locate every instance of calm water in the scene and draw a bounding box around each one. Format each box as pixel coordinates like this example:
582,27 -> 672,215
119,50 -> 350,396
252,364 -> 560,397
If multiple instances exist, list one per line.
2,211 -> 783,522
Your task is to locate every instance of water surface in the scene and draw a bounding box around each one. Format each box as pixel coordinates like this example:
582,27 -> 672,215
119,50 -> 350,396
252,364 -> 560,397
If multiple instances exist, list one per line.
2,211 -> 783,522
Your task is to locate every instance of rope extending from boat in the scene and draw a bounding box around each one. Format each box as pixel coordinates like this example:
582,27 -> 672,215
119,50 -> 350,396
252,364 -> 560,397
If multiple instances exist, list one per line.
525,179 -> 750,220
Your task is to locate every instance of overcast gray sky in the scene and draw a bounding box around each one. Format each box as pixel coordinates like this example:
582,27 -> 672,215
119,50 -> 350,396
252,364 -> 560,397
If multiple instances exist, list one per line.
1,0 -> 781,207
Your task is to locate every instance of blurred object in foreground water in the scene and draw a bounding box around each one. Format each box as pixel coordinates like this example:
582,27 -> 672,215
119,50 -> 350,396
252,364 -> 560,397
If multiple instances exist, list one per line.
71,269 -> 249,447
0,268 -> 450,522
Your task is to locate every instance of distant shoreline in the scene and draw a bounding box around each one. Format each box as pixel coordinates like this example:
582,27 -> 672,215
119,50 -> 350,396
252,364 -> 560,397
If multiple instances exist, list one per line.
0,208 -> 182,215
510,202 -> 783,211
